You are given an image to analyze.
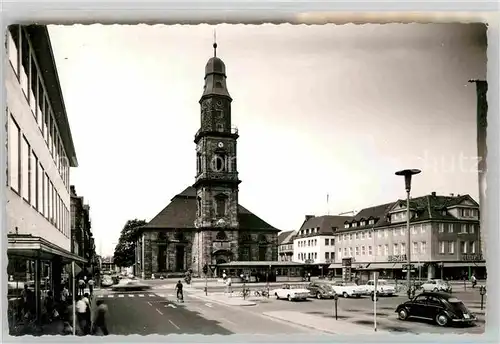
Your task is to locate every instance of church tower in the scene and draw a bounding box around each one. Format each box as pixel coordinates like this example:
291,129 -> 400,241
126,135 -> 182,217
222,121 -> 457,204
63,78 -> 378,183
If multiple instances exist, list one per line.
192,40 -> 241,274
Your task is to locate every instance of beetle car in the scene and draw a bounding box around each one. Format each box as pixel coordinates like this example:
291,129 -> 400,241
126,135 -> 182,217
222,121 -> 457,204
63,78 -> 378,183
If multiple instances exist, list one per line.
419,279 -> 452,293
307,281 -> 336,299
330,281 -> 368,298
272,284 -> 310,301
395,292 -> 477,327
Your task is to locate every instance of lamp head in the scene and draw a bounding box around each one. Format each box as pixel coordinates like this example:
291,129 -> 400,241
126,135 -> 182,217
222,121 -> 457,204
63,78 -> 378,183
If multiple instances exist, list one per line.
395,169 -> 421,192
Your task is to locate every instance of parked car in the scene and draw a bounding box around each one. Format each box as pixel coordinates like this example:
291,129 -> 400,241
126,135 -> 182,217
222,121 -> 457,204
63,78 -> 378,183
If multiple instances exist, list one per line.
395,292 -> 477,327
272,284 -> 310,301
101,275 -> 114,288
364,279 -> 396,297
419,279 -> 452,293
330,281 -> 368,298
307,281 -> 336,299
111,279 -> 151,292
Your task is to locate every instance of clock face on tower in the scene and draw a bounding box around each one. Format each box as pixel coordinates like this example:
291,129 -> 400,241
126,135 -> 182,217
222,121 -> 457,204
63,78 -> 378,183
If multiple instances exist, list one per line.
218,142 -> 224,148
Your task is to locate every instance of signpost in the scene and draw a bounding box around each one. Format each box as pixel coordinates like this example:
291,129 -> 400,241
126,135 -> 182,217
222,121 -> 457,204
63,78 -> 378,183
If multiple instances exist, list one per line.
373,271 -> 378,332
71,262 -> 76,336
479,286 -> 486,310
333,294 -> 339,320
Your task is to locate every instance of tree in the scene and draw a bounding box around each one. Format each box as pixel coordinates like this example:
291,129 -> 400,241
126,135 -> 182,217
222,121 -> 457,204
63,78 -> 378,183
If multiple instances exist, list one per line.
113,219 -> 147,268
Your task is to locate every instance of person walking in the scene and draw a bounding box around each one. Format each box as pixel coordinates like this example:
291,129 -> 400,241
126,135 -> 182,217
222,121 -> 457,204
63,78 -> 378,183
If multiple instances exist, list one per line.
92,300 -> 109,336
175,280 -> 184,302
88,278 -> 95,298
83,293 -> 92,334
78,278 -> 85,297
75,296 -> 88,336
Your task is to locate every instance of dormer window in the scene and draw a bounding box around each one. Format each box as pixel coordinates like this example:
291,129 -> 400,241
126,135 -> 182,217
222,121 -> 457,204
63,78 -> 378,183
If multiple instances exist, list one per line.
368,219 -> 375,225
360,221 -> 365,226
344,223 -> 349,229
353,222 -> 357,228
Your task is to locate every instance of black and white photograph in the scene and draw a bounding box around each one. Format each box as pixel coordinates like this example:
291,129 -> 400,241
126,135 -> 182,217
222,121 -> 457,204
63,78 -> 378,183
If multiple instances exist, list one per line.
5,22 -> 488,336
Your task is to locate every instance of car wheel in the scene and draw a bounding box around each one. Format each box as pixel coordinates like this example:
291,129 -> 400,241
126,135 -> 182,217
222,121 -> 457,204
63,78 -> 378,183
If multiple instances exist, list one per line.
275,293 -> 279,300
316,292 -> 322,299
398,308 -> 409,321
287,295 -> 292,301
435,313 -> 449,327
343,292 -> 348,298
433,288 -> 439,292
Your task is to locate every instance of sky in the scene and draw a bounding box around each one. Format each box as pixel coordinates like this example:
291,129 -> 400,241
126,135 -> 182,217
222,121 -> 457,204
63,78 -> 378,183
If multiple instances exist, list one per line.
47,23 -> 487,257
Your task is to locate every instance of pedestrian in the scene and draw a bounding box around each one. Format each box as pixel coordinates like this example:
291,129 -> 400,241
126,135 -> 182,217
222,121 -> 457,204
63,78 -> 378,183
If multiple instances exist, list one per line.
471,274 -> 477,288
78,278 -> 85,297
225,276 -> 232,296
88,278 -> 95,298
61,285 -> 69,303
222,270 -> 227,282
83,293 -> 92,334
92,300 -> 109,335
75,295 -> 88,336
307,272 -> 311,282
175,280 -> 184,302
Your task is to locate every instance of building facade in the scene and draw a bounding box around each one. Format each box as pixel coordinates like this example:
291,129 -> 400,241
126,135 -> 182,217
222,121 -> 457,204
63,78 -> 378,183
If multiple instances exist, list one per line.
70,186 -> 96,275
293,215 -> 352,276
5,25 -> 85,328
329,192 -> 485,281
278,230 -> 295,262
136,44 -> 279,279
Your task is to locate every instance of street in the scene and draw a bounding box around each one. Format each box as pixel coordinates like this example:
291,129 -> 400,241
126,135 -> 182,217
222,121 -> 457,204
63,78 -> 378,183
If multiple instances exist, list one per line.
94,281 -> 486,335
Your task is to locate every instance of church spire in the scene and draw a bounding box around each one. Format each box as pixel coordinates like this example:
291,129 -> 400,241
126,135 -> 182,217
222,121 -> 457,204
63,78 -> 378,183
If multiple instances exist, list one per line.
213,29 -> 217,57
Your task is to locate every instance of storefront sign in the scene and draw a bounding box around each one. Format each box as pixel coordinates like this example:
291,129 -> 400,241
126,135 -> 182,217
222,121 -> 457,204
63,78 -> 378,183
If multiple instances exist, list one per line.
388,254 -> 407,262
461,254 -> 483,262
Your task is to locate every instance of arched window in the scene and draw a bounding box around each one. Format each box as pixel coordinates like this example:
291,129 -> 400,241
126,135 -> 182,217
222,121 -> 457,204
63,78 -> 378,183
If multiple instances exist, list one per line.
196,153 -> 202,174
216,231 -> 227,240
215,194 -> 227,217
197,197 -> 202,216
258,234 -> 268,244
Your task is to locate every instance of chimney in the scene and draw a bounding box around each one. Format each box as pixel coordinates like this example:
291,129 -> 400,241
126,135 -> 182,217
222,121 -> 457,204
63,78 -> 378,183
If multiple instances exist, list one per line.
305,215 -> 314,221
431,192 -> 436,196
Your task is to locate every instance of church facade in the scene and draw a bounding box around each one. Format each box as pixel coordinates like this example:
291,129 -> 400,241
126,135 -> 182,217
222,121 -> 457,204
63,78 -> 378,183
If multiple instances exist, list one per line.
136,43 -> 279,278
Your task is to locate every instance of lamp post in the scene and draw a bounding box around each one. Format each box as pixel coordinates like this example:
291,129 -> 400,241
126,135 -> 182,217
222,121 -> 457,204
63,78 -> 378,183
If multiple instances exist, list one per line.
395,169 -> 421,299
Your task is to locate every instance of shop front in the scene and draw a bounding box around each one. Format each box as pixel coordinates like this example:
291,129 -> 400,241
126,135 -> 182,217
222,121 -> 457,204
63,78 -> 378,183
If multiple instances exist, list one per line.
7,234 -> 87,334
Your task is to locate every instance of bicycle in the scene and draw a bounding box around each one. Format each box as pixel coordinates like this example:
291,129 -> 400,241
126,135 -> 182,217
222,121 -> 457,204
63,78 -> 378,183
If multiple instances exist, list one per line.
254,289 -> 269,297
239,288 -> 251,298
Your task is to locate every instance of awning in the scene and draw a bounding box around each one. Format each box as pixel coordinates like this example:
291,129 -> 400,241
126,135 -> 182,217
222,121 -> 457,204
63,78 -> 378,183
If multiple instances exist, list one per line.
443,261 -> 486,268
328,263 -> 343,269
8,234 -> 87,264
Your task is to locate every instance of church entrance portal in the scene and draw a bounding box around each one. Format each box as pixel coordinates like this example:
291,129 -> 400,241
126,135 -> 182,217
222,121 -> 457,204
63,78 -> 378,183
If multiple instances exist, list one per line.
175,245 -> 185,272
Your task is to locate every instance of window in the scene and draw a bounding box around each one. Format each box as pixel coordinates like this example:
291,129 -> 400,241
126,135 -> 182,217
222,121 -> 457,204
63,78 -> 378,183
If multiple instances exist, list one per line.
393,243 -> 399,255
38,164 -> 43,213
344,223 -> 349,229
377,245 -> 382,256
361,245 -> 366,255
411,226 -> 416,234
368,231 -> 372,238
7,27 -> 19,75
460,241 -> 467,254
361,221 -> 365,226
469,224 -> 475,234
43,96 -> 49,140
349,247 -> 353,257
401,243 -> 406,254
20,29 -> 29,98
43,173 -> 48,217
469,241 -> 476,254
377,231 -> 382,238
384,244 -> 389,256
355,233 -> 359,239
448,224 -> 453,233
196,197 -> 202,216
330,238 -> 334,245
30,152 -> 37,209
215,194 -> 226,217
361,232 -> 365,239
438,223 -> 444,233
344,247 -> 347,256
8,115 -> 21,193
21,136 -> 30,201
355,247 -> 359,256
338,236 -> 342,242
369,219 -> 374,225
420,241 -> 427,254
412,242 -> 418,254
448,241 -> 455,254
349,234 -> 353,240
325,238 -> 329,246
384,230 -> 388,238
439,241 -> 445,254
392,228 -> 397,236
325,252 -> 330,260
314,252 -> 317,259
461,224 -> 467,234
216,230 -> 227,240
338,248 -> 342,258
400,227 -> 405,235
368,246 -> 372,255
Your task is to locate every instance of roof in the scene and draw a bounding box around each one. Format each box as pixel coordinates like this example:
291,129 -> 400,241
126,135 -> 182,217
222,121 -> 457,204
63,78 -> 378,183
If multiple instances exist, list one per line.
142,186 -> 278,232
278,230 -> 296,245
296,215 -> 353,237
26,25 -> 78,167
339,193 -> 479,232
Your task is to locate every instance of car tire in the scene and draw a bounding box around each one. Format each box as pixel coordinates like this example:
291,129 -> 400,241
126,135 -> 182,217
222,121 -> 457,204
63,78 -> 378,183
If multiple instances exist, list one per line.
433,288 -> 439,292
287,295 -> 292,302
275,293 -> 279,300
435,313 -> 449,327
398,308 -> 409,321
343,292 -> 348,298
316,292 -> 322,299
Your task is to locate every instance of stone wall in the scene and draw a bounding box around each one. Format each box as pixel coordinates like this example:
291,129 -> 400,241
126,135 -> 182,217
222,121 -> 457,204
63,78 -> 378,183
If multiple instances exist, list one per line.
194,186 -> 239,229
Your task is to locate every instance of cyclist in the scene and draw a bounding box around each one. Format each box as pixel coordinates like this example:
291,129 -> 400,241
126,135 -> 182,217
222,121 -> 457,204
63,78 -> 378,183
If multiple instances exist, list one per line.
175,280 -> 184,302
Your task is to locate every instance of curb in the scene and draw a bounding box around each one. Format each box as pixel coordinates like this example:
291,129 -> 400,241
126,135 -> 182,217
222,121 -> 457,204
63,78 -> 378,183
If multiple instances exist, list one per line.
188,292 -> 257,307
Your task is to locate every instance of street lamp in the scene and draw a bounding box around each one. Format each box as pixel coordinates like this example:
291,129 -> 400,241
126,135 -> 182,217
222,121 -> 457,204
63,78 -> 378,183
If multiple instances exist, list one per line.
395,169 -> 421,299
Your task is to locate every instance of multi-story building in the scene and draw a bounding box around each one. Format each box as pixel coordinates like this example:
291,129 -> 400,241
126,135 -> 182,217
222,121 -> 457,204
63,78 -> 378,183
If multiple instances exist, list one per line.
5,25 -> 85,326
293,215 -> 352,276
328,192 -> 484,281
70,186 -> 96,274
278,230 -> 295,262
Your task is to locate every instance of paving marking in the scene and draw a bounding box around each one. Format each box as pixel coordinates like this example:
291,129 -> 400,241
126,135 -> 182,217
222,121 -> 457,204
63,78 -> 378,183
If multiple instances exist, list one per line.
128,294 -> 135,298
166,304 -> 177,309
148,294 -> 155,297
118,294 -> 124,298
156,308 -> 163,315
97,295 -> 103,298
168,319 -> 180,330
108,295 -> 114,298
205,303 -> 213,308
157,293 -> 165,297
167,294 -> 175,297
147,301 -> 152,306
139,294 -> 145,297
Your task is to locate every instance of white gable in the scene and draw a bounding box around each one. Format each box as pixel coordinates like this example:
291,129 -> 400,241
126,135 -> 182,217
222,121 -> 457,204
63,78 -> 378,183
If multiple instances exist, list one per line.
459,199 -> 476,206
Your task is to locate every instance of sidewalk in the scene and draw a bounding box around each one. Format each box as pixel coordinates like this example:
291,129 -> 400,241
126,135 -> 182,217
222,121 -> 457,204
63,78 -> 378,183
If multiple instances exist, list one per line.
262,311 -> 385,335
187,290 -> 257,306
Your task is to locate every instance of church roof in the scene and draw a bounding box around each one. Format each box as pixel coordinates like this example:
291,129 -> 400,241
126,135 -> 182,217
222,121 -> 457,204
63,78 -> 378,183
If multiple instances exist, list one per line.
142,186 -> 279,232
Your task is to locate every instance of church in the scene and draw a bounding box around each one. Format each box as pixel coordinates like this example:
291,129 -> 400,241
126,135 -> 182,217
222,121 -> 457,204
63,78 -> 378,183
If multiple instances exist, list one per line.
136,42 -> 279,278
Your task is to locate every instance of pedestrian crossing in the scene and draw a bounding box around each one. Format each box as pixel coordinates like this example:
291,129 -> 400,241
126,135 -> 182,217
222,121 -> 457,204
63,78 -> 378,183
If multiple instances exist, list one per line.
96,293 -> 176,299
